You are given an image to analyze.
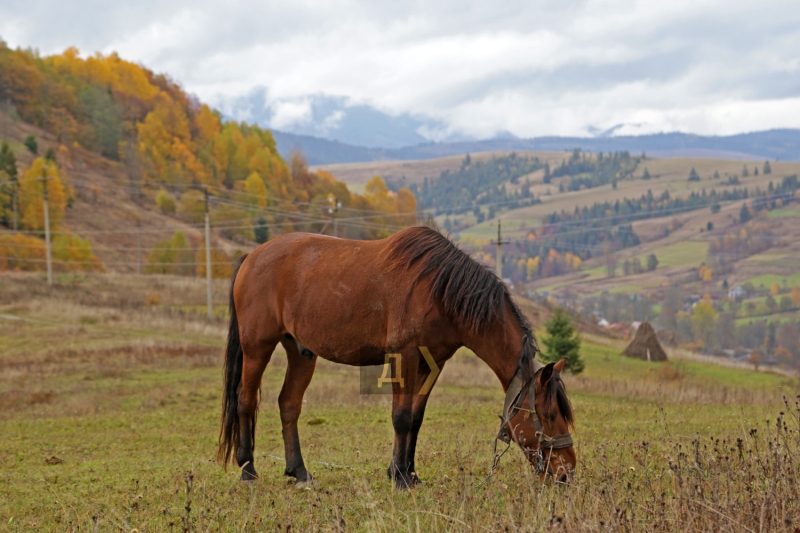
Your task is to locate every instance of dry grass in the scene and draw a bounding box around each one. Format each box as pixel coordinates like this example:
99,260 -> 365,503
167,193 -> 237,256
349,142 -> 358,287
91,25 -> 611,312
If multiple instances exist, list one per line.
2,272 -> 800,531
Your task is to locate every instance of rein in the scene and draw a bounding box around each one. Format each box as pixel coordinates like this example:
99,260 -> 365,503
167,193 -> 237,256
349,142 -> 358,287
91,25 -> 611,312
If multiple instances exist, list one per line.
476,341 -> 573,487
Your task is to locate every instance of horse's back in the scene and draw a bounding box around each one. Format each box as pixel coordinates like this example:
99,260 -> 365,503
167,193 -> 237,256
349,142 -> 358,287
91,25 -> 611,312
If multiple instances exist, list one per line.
234,233 -> 404,361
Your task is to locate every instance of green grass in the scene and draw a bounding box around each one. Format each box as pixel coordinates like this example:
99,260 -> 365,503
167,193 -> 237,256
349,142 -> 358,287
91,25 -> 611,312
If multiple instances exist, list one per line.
2,273 -> 799,531
646,240 -> 708,268
2,339 -> 796,531
741,272 -> 800,290
767,206 -> 800,218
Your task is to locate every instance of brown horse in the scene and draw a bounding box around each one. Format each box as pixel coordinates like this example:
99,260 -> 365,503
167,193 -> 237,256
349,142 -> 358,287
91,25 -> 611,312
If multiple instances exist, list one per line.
218,226 -> 576,488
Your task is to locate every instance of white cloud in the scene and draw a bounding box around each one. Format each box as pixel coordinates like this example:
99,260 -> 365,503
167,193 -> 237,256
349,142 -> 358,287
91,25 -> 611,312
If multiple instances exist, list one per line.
2,0 -> 800,138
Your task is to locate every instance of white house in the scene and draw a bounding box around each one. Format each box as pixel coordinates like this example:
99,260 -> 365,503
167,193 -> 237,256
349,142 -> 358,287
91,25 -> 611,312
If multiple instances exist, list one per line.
728,284 -> 747,300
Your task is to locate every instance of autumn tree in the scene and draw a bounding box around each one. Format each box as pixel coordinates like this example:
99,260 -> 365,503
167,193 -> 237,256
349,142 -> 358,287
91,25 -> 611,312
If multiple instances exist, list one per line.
693,299 -> 717,348
177,190 -> 206,223
19,157 -> 69,231
195,243 -> 232,279
791,286 -> 800,306
155,188 -> 176,214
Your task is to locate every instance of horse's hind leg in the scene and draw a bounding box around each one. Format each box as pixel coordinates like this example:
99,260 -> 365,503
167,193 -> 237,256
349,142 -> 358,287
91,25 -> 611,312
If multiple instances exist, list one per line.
237,338 -> 277,481
278,339 -> 317,485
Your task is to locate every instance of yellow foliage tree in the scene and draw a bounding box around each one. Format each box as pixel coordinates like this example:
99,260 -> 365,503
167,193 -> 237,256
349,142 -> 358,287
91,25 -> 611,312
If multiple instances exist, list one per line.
526,256 -> 540,280
177,190 -> 206,223
365,176 -> 393,212
155,188 -> 176,214
19,157 -> 69,231
0,233 -> 45,271
791,286 -> 800,306
698,264 -> 713,282
52,232 -> 104,272
195,244 -> 233,279
769,282 -> 780,295
394,188 -> 417,226
693,301 -> 717,345
243,172 -> 268,208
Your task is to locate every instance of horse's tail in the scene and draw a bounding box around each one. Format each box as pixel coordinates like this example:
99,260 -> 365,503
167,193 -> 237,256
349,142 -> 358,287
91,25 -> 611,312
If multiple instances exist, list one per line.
218,253 -> 248,466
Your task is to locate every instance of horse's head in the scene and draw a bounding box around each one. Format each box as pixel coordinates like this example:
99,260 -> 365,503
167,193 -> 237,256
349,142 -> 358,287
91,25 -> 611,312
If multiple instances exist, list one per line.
507,357 -> 576,483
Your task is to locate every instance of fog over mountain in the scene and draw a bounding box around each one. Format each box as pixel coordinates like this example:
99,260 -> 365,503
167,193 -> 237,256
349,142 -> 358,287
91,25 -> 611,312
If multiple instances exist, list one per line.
4,1 -> 800,143
216,88 -> 448,149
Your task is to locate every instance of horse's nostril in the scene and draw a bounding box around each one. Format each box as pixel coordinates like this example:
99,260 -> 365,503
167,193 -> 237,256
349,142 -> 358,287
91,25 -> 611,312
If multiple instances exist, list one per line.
558,473 -> 568,484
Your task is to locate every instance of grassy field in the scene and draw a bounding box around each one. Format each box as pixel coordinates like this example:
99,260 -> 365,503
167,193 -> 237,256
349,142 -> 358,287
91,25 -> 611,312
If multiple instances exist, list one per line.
2,273 -> 800,532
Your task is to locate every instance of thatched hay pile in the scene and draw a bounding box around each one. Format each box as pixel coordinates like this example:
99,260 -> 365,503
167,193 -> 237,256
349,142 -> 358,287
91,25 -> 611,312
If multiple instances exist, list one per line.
622,321 -> 668,362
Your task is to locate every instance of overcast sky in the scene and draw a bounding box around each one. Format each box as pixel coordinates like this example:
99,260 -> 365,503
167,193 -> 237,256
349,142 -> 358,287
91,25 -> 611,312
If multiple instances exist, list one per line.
3,0 -> 800,139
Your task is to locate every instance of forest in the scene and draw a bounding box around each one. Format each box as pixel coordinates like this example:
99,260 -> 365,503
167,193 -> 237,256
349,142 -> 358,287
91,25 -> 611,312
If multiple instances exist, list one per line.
0,42 -> 417,272
549,149 -> 641,190
404,153 -> 542,214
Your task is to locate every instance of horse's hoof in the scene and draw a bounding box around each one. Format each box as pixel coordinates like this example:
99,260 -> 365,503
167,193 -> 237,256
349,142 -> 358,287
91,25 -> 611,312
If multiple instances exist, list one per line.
393,473 -> 420,490
240,462 -> 258,481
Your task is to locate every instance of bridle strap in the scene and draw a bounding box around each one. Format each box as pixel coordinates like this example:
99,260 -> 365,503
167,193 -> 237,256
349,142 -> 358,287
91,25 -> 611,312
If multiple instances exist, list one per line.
478,339 -> 574,486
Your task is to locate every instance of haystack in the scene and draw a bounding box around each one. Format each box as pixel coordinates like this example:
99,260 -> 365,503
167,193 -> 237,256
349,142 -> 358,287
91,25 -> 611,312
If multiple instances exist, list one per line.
621,321 -> 668,362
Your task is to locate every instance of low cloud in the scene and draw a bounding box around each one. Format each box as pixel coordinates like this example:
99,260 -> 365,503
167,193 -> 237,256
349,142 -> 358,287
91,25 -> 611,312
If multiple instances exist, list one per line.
2,0 -> 799,139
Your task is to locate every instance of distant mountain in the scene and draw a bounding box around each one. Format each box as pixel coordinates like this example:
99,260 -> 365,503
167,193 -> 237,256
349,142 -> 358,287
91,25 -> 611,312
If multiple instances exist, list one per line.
218,88 -> 450,149
271,129 -> 800,165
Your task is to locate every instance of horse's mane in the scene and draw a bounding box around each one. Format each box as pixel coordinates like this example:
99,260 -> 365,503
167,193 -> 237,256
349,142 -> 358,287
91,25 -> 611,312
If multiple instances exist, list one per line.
384,226 -> 538,365
543,372 -> 575,428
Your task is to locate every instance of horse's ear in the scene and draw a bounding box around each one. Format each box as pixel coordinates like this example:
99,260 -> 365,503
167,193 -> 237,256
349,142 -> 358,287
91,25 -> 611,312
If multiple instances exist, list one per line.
539,362 -> 555,387
554,357 -> 567,373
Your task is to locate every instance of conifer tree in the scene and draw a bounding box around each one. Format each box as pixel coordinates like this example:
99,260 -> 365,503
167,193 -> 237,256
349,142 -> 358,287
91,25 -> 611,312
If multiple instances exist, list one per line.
541,307 -> 584,374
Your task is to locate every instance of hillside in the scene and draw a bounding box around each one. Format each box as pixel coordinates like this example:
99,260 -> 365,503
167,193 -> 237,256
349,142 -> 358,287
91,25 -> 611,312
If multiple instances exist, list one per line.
319,149 -> 800,370
0,44 -> 418,274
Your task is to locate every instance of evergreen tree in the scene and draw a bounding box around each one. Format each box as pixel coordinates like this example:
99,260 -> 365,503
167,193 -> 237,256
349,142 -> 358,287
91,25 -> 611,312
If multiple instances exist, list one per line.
687,168 -> 700,181
642,168 -> 651,180
646,253 -> 659,271
763,161 -> 771,174
742,165 -> 749,177
540,308 -> 584,374
23,135 -> 37,154
739,203 -> 751,224
254,216 -> 269,244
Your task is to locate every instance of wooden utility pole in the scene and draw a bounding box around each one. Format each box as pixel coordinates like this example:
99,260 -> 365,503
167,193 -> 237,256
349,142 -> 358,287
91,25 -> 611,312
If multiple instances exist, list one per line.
11,182 -> 17,231
136,218 -> 142,275
40,172 -> 53,286
328,196 -> 341,237
204,187 -> 213,320
491,219 -> 510,279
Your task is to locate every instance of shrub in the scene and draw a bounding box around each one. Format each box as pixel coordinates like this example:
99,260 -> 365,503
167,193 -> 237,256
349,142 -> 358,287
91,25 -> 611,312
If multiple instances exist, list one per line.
155,188 -> 176,215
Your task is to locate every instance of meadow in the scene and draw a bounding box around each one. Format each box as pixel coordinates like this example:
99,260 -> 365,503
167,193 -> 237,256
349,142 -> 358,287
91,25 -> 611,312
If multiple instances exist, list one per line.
1,273 -> 800,532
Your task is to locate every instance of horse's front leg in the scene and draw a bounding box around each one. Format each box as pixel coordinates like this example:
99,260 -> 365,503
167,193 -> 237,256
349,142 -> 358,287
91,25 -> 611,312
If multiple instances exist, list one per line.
406,361 -> 445,481
387,348 -> 421,489
278,339 -> 317,486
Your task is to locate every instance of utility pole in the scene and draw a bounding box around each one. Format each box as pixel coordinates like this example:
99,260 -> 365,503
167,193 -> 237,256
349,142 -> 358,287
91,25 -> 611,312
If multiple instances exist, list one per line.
40,171 -> 53,286
490,219 -> 510,279
11,182 -> 17,231
204,187 -> 213,320
136,217 -> 142,275
328,196 -> 341,237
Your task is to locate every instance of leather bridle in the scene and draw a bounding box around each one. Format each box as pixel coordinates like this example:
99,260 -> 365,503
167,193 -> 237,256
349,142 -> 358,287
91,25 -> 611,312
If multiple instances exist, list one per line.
475,339 -> 575,487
